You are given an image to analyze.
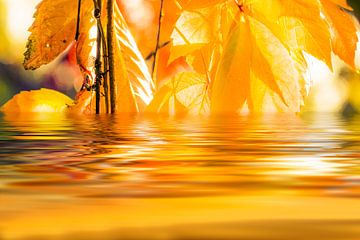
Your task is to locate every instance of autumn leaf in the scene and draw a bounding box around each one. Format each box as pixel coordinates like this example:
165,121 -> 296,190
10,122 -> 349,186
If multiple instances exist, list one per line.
117,0 -> 191,87
21,0 -> 155,114
169,1 -> 237,88
2,0 -> 359,115
147,72 -> 209,115
0,89 -> 73,113
169,6 -> 217,63
270,0 -> 333,68
248,17 -> 305,112
321,0 -> 359,68
168,0 -> 358,114
210,18 -> 251,113
23,0 -> 94,70
177,0 -> 226,10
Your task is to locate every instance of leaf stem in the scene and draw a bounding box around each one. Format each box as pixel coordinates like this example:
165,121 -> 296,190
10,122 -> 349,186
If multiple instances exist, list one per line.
75,0 -> 82,41
152,0 -> 165,85
107,0 -> 116,113
94,0 -> 102,114
100,22 -> 109,114
145,40 -> 170,61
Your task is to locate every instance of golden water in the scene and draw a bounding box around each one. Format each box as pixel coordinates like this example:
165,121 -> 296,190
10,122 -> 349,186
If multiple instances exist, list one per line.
0,113 -> 359,239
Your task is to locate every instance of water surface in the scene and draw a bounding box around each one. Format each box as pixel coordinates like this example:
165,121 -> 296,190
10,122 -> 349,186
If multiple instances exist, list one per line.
0,113 -> 359,239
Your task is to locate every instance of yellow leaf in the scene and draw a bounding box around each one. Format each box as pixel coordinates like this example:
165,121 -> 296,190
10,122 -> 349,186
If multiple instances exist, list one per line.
23,0 -> 94,70
279,0 -> 332,68
277,17 -> 332,69
170,2 -> 237,65
249,0 -> 332,68
168,0 -> 359,114
321,0 -> 358,68
249,17 -> 305,112
147,72 -> 209,115
249,30 -> 286,108
170,6 -> 219,62
177,0 -> 226,10
21,0 -> 360,115
211,17 -> 251,113
249,71 -> 268,112
185,44 -> 221,80
113,3 -> 154,112
0,89 -> 73,113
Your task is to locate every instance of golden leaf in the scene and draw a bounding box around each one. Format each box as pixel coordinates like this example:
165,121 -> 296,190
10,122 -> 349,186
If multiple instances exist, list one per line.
167,0 -> 359,114
249,17 -> 305,112
1,89 -> 73,113
321,0 -> 358,68
170,6 -> 219,63
112,3 -> 155,112
211,18 -> 251,113
23,0 -> 94,70
147,72 -> 209,115
18,0 -> 360,115
177,0 -> 226,10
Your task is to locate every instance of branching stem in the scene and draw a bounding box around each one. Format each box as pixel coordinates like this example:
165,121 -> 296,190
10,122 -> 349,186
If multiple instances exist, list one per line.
152,0 -> 165,84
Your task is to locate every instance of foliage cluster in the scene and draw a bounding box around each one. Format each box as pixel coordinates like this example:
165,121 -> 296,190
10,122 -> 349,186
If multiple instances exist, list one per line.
1,0 -> 359,115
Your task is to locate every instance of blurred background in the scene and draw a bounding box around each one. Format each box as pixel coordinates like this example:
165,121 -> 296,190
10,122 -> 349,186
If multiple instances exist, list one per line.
0,0 -> 359,115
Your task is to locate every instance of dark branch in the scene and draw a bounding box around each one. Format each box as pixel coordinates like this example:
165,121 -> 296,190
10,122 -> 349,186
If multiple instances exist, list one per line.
75,0 -> 82,41
151,0 -> 165,83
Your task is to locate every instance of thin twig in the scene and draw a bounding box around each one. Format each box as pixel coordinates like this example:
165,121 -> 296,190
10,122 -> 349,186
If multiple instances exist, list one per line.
107,0 -> 116,113
145,41 -> 170,61
93,0 -> 102,114
99,22 -> 109,114
151,0 -> 165,84
75,0 -> 82,41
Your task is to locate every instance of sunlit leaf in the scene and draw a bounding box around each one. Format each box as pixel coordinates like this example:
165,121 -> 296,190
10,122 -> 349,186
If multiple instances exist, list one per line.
168,0 -> 359,114
1,89 -> 73,113
176,0 -> 225,10
23,0 -> 94,70
18,0 -> 360,115
113,3 -> 155,111
249,17 -> 305,112
147,72 -> 209,115
211,18 -> 251,113
170,7 -> 217,62
321,0 -> 358,68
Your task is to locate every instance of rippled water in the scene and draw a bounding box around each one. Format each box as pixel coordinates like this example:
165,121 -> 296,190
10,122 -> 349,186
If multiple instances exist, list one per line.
0,113 -> 359,239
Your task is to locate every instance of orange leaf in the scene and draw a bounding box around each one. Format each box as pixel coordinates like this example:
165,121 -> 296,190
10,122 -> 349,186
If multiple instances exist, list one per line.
24,0 -> 94,70
321,0 -> 358,68
147,72 -> 209,115
1,89 -> 73,113
211,17 -> 251,113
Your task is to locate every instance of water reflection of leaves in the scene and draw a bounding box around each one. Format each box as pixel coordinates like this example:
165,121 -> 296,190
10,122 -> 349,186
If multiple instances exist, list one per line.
0,114 -> 359,200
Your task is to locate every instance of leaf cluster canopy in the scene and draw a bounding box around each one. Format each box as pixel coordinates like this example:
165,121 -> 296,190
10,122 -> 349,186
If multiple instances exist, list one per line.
2,0 -> 359,114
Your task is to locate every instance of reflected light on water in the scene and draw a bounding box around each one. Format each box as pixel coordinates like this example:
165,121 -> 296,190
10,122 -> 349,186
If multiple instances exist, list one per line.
267,156 -> 347,176
0,113 -> 360,239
